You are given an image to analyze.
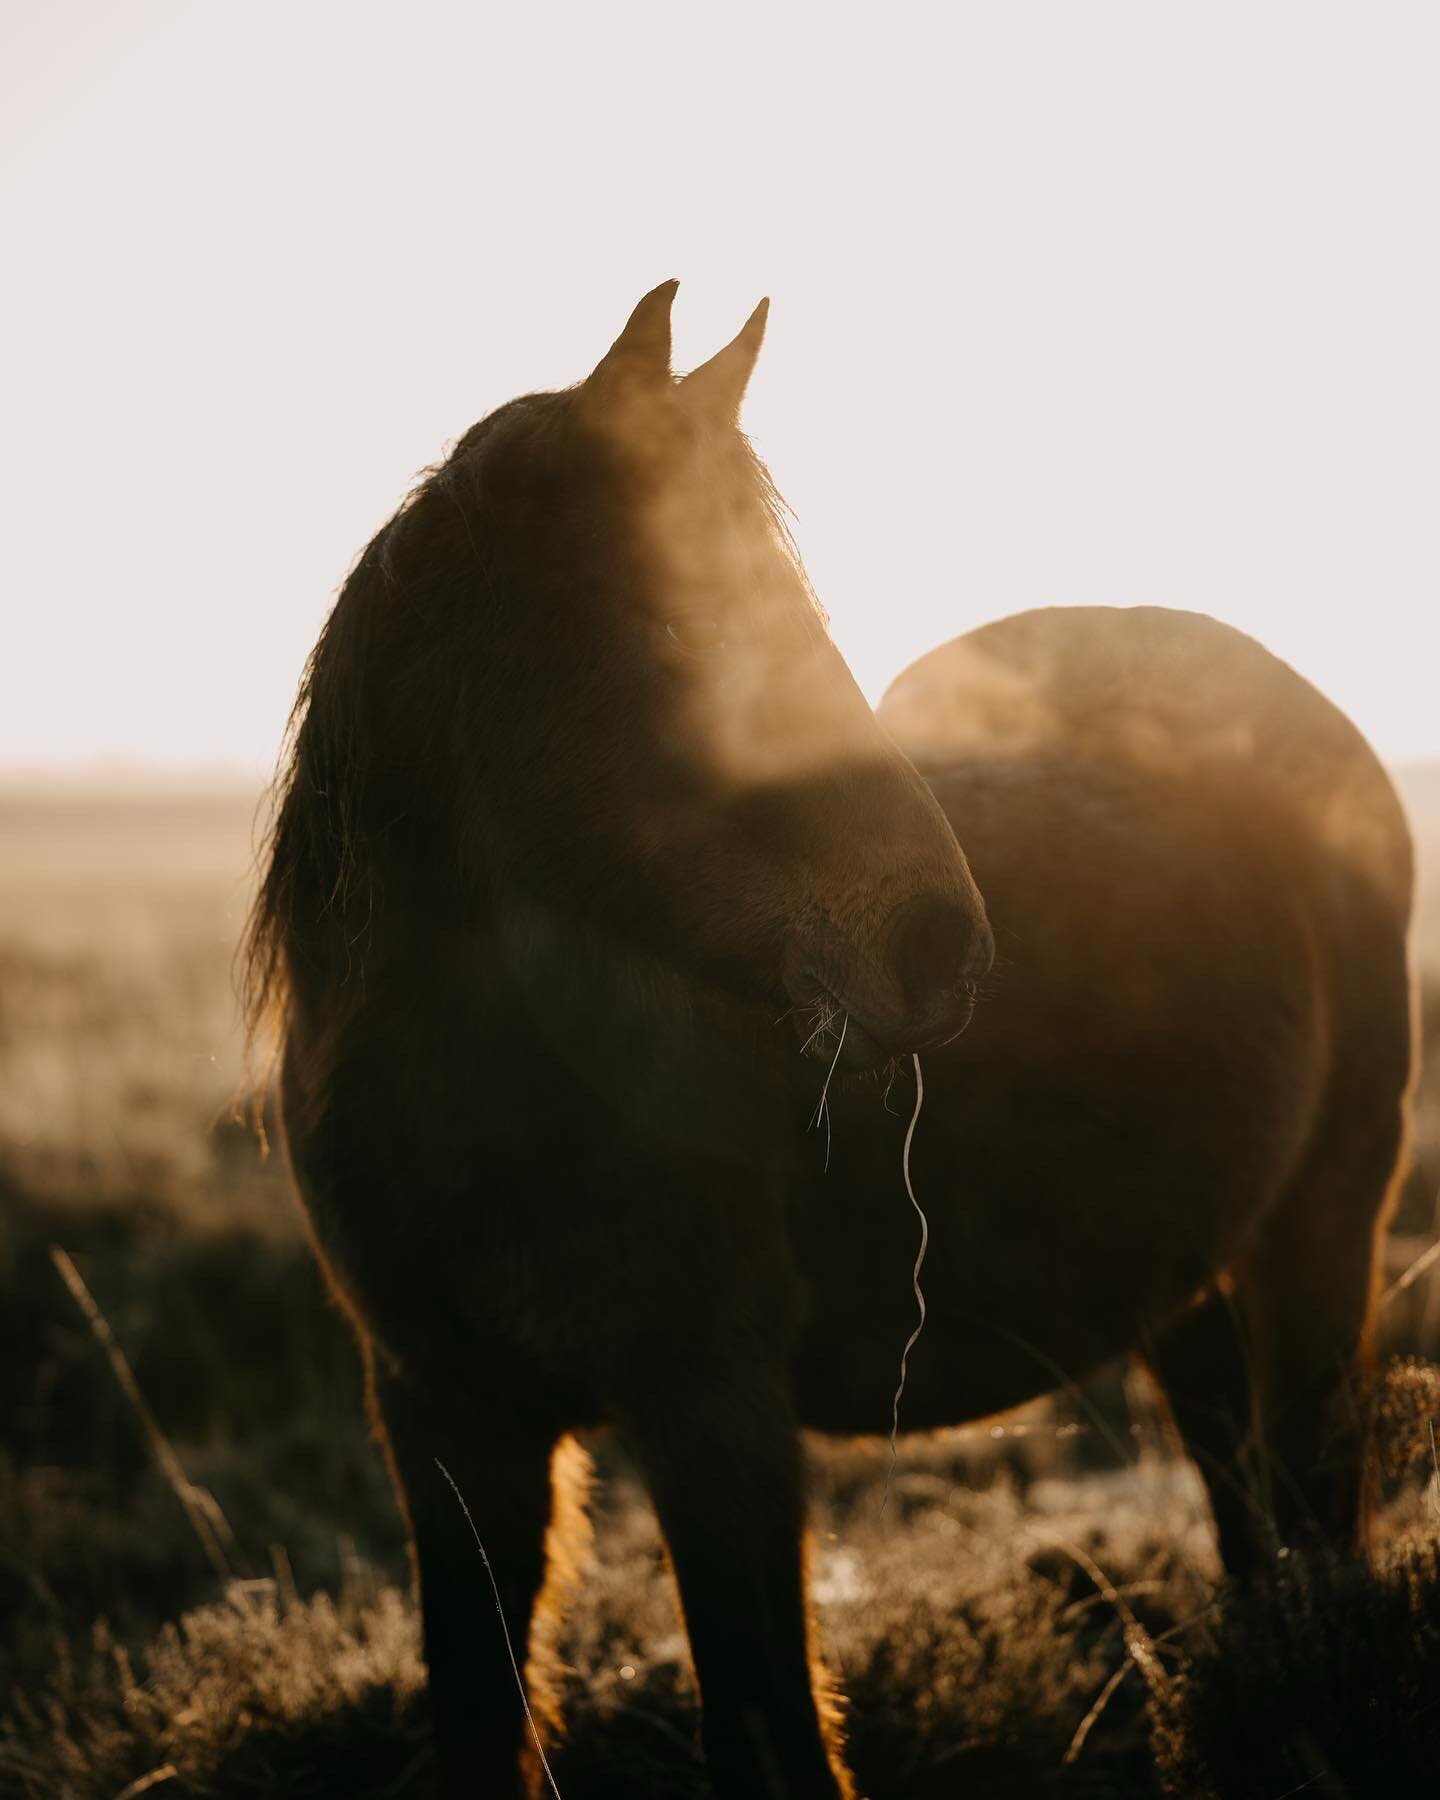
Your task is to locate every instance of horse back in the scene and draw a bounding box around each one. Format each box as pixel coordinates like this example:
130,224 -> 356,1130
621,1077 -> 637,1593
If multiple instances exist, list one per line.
881,605 -> 1413,939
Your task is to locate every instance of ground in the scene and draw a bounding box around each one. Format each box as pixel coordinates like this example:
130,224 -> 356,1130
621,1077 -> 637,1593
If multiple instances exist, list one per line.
2,774 -> 1439,1799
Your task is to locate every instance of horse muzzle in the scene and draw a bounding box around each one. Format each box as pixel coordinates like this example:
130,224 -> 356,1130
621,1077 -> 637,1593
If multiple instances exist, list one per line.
786,893 -> 994,1072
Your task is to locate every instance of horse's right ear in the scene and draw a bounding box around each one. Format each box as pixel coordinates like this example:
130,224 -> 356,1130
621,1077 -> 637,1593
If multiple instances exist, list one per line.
586,280 -> 679,394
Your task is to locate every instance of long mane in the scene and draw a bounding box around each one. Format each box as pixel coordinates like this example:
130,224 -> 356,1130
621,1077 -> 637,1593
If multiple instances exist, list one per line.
241,522 -> 391,1051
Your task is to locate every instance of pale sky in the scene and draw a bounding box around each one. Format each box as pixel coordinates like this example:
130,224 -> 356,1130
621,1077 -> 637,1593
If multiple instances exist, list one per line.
2,1 -> 1437,774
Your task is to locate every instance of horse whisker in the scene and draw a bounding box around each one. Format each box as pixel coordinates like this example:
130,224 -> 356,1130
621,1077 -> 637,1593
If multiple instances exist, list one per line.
809,1012 -> 849,1173
809,1013 -> 848,1128
799,1001 -> 839,1059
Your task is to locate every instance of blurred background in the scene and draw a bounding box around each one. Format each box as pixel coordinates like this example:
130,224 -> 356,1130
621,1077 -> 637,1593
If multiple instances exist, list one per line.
2,4 -> 1437,1795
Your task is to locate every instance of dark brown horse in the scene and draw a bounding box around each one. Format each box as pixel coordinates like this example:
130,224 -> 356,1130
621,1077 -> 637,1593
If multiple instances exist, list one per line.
247,284 -> 1414,1800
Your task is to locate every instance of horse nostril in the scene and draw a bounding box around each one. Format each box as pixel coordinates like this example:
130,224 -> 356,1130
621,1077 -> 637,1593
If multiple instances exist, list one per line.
887,894 -> 994,1012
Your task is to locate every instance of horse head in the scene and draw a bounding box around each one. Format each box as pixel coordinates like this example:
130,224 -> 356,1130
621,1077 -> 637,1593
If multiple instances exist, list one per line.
253,284 -> 991,1112
430,281 -> 992,1074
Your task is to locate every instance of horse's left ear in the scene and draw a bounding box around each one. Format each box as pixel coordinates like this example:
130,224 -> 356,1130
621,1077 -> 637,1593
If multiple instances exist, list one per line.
681,297 -> 769,419
587,280 -> 679,393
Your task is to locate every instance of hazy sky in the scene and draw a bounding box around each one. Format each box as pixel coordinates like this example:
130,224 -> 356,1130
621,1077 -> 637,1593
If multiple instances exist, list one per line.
3,2 -> 1436,773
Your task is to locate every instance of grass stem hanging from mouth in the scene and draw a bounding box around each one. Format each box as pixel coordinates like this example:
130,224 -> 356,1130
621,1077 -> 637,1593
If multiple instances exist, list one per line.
883,1052 -> 928,1514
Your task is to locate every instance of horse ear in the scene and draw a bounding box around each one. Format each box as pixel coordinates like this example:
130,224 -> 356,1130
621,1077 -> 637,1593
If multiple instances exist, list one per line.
680,297 -> 769,420
587,279 -> 679,391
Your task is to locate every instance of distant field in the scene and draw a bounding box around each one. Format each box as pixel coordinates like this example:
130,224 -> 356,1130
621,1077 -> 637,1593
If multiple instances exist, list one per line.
2,772 -> 1439,1797
0,782 -> 270,1222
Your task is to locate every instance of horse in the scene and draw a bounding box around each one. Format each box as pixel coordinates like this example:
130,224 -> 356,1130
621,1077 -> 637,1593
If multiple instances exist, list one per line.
246,282 -> 1415,1800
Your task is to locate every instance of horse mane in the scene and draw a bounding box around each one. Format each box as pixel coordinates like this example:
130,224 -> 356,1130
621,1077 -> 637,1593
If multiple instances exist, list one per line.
241,395 -> 817,1058
241,514 -> 397,1053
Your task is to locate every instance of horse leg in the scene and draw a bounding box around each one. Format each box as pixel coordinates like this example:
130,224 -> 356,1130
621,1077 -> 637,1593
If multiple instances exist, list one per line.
1144,1283 -> 1264,1579
620,1367 -> 850,1800
370,1361 -> 574,1800
1235,1098 -> 1409,1562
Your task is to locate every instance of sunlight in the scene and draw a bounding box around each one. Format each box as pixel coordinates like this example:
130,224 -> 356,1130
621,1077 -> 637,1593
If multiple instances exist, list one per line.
5,12 -> 1440,1798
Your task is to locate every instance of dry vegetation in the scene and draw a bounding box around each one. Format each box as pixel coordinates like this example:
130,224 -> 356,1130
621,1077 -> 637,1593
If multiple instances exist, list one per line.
2,774 -> 1439,1798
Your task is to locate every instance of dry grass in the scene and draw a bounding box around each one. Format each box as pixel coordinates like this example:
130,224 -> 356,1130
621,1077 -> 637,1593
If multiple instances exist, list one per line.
2,778 -> 1440,1798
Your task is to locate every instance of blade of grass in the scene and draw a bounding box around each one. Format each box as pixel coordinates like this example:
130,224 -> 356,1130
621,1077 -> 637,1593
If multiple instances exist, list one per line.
49,1243 -> 237,1586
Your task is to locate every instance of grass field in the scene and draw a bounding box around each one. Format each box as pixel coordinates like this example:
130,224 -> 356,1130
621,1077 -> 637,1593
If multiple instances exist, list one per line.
2,773 -> 1439,1798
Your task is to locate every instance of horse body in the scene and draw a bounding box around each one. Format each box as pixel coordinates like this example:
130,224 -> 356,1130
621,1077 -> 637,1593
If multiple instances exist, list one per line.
254,290 -> 1414,1799
794,607 -> 1413,1470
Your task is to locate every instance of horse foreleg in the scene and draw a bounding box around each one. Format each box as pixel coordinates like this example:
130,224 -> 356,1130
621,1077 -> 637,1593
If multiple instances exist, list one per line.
371,1363 -> 574,1800
620,1368 -> 851,1800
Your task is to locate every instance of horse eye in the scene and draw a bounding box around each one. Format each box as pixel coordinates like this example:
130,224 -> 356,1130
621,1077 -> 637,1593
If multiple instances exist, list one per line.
665,618 -> 728,656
